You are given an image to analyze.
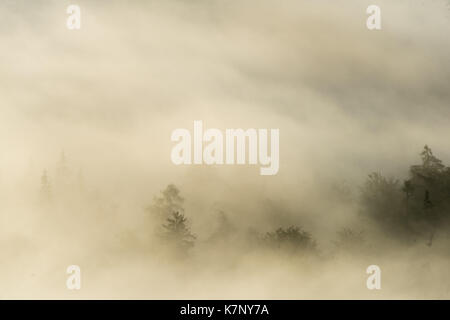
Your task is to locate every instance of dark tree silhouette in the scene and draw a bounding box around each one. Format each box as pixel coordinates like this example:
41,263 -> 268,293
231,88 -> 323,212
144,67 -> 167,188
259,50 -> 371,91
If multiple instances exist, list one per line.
264,226 -> 316,253
360,172 -> 404,230
420,145 -> 444,171
162,212 -> 196,251
402,180 -> 415,211
361,146 -> 450,244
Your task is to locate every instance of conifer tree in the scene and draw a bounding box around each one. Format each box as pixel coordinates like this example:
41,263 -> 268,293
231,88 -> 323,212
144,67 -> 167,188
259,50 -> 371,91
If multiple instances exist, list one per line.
40,169 -> 51,202
162,212 -> 196,251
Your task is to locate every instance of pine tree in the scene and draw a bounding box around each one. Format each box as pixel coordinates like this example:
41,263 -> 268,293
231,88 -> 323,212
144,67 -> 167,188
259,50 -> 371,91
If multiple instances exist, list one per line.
162,212 -> 196,250
420,145 -> 444,172
147,184 -> 185,221
40,170 -> 51,202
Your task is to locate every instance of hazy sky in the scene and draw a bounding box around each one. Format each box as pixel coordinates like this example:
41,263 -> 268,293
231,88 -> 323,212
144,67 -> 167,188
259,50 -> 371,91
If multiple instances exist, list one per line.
0,0 -> 449,298
0,0 -> 448,229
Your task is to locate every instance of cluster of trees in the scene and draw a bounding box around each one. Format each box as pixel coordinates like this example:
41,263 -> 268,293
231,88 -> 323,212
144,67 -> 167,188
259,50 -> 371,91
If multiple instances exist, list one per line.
38,145 -> 449,257
263,226 -> 316,253
361,145 -> 450,245
148,146 -> 449,256
146,184 -> 320,256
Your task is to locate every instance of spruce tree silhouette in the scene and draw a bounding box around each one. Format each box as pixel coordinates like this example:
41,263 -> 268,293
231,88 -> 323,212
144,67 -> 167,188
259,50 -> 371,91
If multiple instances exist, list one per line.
162,212 -> 196,252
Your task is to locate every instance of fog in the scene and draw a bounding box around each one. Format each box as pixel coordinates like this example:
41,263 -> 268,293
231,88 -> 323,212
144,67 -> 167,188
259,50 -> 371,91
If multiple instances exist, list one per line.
0,0 -> 449,299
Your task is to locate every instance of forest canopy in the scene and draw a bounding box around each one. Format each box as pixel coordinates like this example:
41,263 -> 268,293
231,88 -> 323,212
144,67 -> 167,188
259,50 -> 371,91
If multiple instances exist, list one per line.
360,145 -> 450,245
